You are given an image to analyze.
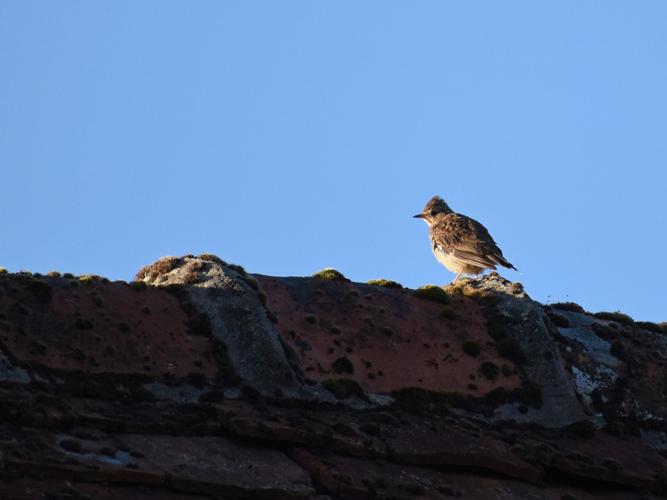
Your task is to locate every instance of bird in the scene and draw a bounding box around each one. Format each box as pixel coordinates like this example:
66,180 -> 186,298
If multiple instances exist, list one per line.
414,196 -> 517,282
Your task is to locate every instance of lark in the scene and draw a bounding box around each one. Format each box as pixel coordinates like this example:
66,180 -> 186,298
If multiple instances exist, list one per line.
414,196 -> 517,282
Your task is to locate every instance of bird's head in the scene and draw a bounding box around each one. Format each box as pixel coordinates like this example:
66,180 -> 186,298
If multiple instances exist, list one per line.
413,196 -> 453,224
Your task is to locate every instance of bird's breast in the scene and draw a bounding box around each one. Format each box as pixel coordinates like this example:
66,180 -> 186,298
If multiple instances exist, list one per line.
431,245 -> 466,273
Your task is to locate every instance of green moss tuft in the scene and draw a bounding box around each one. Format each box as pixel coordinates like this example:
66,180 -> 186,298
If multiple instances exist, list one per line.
79,274 -> 102,284
479,361 -> 500,381
414,285 -> 450,305
367,279 -> 403,289
636,321 -> 667,334
331,357 -> 354,374
313,268 -> 348,281
461,341 -> 482,357
129,280 -> 148,291
305,314 -> 318,325
322,379 -> 365,399
593,311 -> 634,325
198,253 -> 227,266
135,256 -> 183,281
551,302 -> 585,313
227,263 -> 247,276
547,312 -> 570,328
243,275 -> 260,291
0,268 -> 7,274
266,309 -> 278,323
591,322 -> 620,342
496,338 -> 526,365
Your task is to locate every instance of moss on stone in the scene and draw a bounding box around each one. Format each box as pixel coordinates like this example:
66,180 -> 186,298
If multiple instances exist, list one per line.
547,311 -> 570,328
243,275 -> 260,291
414,285 -> 450,305
79,274 -> 102,284
461,340 -> 482,357
135,256 -> 183,281
367,279 -> 403,289
129,280 -> 147,291
198,253 -> 227,266
443,280 -> 467,295
496,338 -> 526,365
459,292 -> 501,312
227,263 -> 247,276
593,311 -> 634,325
551,302 -> 585,313
305,314 -> 318,325
265,309 -> 278,323
479,361 -> 500,381
322,378 -> 364,399
636,321 -> 667,334
331,356 -> 354,374
591,322 -> 620,342
313,268 -> 348,281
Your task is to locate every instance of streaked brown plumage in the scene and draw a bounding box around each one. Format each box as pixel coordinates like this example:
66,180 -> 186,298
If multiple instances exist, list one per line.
414,196 -> 516,282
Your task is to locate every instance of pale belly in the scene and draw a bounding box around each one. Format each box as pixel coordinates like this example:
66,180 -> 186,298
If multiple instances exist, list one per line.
432,247 -> 465,273
432,246 -> 483,275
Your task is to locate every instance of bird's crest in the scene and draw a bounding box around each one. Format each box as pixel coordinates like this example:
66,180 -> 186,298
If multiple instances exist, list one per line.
423,196 -> 452,215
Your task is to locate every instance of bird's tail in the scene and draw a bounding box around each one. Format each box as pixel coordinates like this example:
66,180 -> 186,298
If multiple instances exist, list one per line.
494,254 -> 517,271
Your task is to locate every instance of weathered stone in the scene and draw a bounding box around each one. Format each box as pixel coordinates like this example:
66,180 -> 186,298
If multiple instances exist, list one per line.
1,261 -> 666,499
119,434 -> 315,498
0,277 -> 216,378
460,274 -> 588,427
0,350 -> 29,383
136,255 -> 333,401
256,274 -> 522,396
288,447 -> 641,500
382,415 -> 541,481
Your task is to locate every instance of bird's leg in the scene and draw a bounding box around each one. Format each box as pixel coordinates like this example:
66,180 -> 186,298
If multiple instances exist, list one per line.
452,272 -> 462,283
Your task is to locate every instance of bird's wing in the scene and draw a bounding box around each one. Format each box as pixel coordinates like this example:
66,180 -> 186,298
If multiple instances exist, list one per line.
431,214 -> 516,270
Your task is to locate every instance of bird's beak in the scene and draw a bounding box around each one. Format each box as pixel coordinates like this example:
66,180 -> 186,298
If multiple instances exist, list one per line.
413,214 -> 425,219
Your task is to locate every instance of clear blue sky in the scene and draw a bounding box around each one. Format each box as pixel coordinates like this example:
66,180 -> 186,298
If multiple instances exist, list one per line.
1,2 -> 665,322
